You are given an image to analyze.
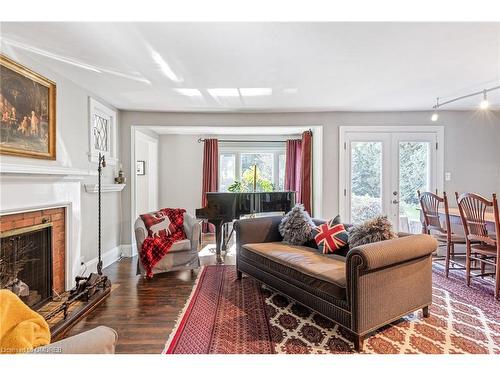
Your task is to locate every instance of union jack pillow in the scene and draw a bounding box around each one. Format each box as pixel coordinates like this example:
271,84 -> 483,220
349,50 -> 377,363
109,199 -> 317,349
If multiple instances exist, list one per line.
312,216 -> 349,254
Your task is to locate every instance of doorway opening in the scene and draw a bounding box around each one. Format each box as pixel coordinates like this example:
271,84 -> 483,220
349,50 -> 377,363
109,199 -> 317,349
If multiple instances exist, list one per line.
339,126 -> 444,233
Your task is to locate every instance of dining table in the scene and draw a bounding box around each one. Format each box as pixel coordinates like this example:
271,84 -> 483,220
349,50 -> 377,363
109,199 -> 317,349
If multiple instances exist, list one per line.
418,206 -> 497,257
433,207 -> 497,235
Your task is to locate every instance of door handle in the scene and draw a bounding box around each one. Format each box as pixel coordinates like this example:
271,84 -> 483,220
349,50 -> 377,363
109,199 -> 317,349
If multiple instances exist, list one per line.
392,199 -> 399,204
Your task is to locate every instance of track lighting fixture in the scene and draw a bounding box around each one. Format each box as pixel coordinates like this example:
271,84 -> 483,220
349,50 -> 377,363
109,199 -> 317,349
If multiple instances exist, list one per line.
431,85 -> 498,120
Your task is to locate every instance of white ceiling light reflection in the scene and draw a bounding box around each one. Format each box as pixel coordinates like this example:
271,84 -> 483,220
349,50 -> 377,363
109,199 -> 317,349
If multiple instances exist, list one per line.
207,88 -> 273,98
151,50 -> 182,82
3,37 -> 101,73
173,88 -> 202,97
239,88 -> 272,96
207,88 -> 240,97
2,37 -> 151,84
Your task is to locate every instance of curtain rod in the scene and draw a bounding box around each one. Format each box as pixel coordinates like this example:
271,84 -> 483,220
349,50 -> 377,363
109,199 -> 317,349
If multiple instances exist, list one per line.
197,129 -> 312,143
197,138 -> 293,143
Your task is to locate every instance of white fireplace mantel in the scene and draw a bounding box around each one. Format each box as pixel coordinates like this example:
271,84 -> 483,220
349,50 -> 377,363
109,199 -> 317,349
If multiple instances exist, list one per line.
0,169 -> 84,291
0,162 -> 97,177
84,184 -> 126,193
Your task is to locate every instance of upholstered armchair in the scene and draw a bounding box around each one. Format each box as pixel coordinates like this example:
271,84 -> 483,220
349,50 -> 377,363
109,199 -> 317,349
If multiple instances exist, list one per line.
134,212 -> 201,276
30,326 -> 117,354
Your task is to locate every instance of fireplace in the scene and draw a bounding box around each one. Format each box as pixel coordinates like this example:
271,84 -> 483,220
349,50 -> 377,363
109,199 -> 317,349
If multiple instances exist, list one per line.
0,207 -> 66,309
1,224 -> 53,309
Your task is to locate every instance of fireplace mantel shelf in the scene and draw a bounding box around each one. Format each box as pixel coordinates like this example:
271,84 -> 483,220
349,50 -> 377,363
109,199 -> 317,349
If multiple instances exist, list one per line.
0,163 -> 97,176
84,184 -> 126,193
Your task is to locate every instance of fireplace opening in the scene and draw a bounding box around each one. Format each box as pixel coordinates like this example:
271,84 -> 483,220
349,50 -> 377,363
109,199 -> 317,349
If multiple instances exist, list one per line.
1,223 -> 53,309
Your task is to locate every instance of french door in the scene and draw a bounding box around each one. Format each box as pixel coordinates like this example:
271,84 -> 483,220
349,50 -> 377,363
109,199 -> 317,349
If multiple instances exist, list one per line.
340,127 -> 444,233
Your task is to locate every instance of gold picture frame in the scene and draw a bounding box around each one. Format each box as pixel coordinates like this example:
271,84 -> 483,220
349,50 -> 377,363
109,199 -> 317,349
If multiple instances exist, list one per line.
0,54 -> 56,160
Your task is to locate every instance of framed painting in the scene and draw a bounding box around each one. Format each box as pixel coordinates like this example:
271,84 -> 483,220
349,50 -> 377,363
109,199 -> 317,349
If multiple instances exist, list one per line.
0,54 -> 56,160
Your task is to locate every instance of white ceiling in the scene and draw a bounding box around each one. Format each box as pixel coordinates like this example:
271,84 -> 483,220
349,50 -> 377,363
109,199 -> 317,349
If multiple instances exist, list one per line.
1,22 -> 499,112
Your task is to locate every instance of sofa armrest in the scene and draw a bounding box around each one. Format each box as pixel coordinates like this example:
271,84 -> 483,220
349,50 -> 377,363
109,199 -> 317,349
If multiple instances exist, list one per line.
234,216 -> 283,248
346,235 -> 436,335
183,213 -> 201,252
347,234 -> 438,272
134,218 -> 147,250
30,326 -> 117,354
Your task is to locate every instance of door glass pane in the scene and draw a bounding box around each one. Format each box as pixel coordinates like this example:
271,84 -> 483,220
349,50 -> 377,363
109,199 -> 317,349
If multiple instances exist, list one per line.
219,153 -> 236,192
240,153 -> 274,191
398,142 -> 430,233
351,142 -> 383,223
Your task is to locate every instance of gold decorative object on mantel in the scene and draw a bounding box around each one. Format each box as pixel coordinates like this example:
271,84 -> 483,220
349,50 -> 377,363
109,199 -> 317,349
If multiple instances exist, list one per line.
115,169 -> 126,184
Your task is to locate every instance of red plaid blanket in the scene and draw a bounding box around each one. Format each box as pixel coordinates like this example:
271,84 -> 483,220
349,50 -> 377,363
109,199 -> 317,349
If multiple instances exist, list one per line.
140,208 -> 186,278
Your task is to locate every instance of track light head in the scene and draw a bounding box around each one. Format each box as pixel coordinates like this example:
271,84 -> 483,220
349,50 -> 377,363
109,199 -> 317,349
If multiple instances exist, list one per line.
480,90 -> 489,110
431,97 -> 439,122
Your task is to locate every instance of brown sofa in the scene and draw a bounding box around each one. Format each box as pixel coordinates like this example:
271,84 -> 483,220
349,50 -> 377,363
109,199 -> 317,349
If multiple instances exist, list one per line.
234,216 -> 438,351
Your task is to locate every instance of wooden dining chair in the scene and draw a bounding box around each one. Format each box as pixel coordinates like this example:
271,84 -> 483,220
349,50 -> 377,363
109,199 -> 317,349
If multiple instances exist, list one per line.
418,190 -> 466,277
455,192 -> 500,300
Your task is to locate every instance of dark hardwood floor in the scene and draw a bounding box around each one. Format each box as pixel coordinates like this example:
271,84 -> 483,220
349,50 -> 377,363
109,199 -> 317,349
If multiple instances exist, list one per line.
62,234 -> 494,354
65,234 -> 235,354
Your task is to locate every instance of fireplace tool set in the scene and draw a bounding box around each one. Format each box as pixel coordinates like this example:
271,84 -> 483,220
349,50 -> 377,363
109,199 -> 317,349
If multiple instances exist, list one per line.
43,152 -> 111,324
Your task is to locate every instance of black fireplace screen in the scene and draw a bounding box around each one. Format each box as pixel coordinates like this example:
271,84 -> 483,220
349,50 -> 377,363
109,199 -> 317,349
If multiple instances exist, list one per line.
0,224 -> 53,309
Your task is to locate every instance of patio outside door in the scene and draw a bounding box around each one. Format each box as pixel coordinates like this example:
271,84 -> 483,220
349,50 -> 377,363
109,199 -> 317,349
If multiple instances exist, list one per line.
340,127 -> 444,233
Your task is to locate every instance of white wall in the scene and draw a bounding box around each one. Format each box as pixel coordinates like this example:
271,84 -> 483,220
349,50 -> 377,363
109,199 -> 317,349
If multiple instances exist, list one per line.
120,110 -> 500,244
158,134 -> 204,216
156,133 -> 315,217
0,50 -> 123,264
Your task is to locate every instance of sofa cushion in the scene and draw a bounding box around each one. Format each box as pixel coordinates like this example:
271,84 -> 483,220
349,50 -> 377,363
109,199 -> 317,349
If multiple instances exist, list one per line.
304,219 -> 352,257
168,239 -> 191,253
279,204 -> 316,245
312,216 -> 349,254
241,242 -> 347,300
348,215 -> 396,248
140,208 -> 186,238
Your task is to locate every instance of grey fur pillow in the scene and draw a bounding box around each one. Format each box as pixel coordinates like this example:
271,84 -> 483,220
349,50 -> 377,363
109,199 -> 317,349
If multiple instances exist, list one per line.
279,204 -> 315,245
348,215 -> 397,249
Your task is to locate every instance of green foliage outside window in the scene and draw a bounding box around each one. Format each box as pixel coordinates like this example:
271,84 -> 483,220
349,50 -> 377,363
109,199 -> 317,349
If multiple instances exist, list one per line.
227,166 -> 275,192
350,141 -> 428,224
398,142 -> 428,206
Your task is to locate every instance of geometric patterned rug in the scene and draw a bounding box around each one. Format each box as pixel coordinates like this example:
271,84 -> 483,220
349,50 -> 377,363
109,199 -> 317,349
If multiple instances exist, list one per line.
164,264 -> 500,354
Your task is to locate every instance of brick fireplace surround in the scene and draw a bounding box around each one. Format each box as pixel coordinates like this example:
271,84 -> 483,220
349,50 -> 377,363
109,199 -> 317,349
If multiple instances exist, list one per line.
0,207 -> 66,294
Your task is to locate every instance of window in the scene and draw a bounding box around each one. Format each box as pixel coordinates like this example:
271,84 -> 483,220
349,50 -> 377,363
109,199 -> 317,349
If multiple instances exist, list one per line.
88,97 -> 118,165
219,144 -> 286,192
219,154 -> 236,192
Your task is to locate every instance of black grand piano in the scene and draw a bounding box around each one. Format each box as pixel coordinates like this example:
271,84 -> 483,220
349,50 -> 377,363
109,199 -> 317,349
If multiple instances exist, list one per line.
196,191 -> 296,263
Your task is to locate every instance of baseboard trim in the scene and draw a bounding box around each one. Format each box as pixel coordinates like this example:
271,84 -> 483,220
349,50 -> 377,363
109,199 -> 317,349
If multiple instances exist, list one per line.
83,245 -> 122,275
120,244 -> 134,257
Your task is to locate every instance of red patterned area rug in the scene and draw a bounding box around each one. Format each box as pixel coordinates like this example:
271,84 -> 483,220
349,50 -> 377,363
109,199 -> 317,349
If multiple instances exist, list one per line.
164,265 -> 274,354
164,265 -> 500,354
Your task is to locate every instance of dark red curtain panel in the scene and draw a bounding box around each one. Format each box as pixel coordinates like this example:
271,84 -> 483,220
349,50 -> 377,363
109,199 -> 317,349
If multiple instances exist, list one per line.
300,130 -> 313,215
202,138 -> 219,233
284,139 -> 302,203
